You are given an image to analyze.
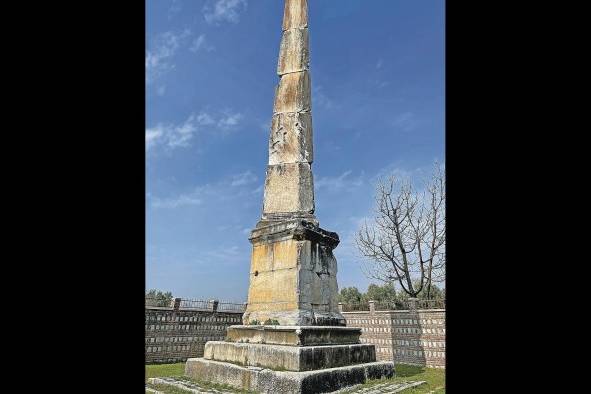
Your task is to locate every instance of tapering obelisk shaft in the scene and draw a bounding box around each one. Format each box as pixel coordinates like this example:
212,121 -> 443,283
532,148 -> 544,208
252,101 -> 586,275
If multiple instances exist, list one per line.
262,0 -> 315,223
244,0 -> 344,327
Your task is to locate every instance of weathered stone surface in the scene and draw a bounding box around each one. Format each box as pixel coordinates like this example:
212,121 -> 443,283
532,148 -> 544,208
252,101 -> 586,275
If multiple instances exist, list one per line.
204,341 -> 376,372
278,28 -> 309,75
283,0 -> 308,31
226,326 -> 360,347
250,220 -> 338,246
150,377 -> 424,394
269,112 -> 313,165
273,71 -> 311,114
243,220 -> 344,326
185,358 -> 395,394
262,162 -> 314,215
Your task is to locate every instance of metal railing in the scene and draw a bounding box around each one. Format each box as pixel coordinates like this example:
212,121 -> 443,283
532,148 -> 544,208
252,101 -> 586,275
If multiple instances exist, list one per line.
217,301 -> 246,312
178,299 -> 211,310
145,297 -> 246,313
340,299 -> 445,312
415,299 -> 445,309
340,302 -> 370,312
374,301 -> 406,311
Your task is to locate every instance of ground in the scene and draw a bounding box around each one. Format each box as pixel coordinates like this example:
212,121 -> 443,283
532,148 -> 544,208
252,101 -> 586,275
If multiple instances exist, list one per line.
145,362 -> 445,393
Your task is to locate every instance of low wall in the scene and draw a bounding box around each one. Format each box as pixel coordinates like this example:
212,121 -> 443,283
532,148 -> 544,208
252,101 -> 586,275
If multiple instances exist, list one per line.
145,300 -> 445,368
145,303 -> 243,364
342,306 -> 445,368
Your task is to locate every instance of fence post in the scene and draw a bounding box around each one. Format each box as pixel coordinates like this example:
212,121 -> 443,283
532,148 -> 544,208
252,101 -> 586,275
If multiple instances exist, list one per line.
338,302 -> 344,313
368,300 -> 375,315
407,297 -> 418,311
209,299 -> 219,312
172,298 -> 181,311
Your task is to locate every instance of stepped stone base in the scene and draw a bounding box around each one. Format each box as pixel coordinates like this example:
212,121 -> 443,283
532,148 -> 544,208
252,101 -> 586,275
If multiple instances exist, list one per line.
204,341 -> 376,372
185,358 -> 395,394
226,325 -> 361,346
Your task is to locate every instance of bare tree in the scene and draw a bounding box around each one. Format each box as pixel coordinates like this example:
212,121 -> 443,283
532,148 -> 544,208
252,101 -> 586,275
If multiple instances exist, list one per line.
356,164 -> 445,298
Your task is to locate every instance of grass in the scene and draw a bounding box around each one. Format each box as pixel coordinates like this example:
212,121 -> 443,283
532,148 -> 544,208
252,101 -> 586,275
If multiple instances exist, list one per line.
385,363 -> 445,393
145,362 -> 185,382
145,362 -> 444,393
338,364 -> 444,393
145,363 -> 255,393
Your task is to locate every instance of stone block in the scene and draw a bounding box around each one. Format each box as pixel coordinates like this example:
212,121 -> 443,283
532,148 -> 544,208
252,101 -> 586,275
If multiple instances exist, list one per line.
243,220 -> 344,326
249,271 -> 298,304
185,357 -> 395,393
269,112 -> 313,165
204,341 -> 377,372
278,28 -> 309,75
273,71 -> 311,114
263,162 -> 314,215
226,326 -> 361,346
283,0 -> 308,31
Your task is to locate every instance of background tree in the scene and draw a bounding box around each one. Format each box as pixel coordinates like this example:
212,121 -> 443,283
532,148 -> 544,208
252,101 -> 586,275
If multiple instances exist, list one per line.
356,164 -> 445,298
145,289 -> 173,307
361,282 -> 397,303
409,280 -> 444,300
337,287 -> 363,304
417,284 -> 444,300
338,283 -> 406,304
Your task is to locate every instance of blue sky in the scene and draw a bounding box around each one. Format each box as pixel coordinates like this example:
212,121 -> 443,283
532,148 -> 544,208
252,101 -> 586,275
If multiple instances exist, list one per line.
146,0 -> 445,302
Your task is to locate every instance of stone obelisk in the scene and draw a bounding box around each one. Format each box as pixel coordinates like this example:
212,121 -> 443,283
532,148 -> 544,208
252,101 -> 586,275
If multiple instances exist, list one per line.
184,2 -> 394,391
242,0 -> 343,327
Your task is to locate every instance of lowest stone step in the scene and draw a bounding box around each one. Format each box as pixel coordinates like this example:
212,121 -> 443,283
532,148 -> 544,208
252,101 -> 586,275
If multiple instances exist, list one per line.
185,358 -> 395,394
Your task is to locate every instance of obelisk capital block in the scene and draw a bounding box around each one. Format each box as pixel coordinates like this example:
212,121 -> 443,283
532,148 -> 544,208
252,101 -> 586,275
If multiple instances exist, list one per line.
282,0 -> 308,31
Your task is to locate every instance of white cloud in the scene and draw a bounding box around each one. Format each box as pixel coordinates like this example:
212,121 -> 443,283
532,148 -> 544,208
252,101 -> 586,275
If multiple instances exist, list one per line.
217,111 -> 243,130
315,170 -> 364,192
392,112 -> 418,133
190,34 -> 215,53
168,0 -> 182,19
145,127 -> 164,151
146,113 -> 204,151
167,114 -> 199,148
195,112 -> 215,126
371,165 -> 416,185
146,109 -> 242,152
203,0 -> 248,24
230,171 -> 257,187
251,184 -> 264,194
205,245 -> 240,260
151,194 -> 203,209
313,86 -> 335,110
376,59 -> 384,69
150,170 -> 260,209
146,29 -> 192,85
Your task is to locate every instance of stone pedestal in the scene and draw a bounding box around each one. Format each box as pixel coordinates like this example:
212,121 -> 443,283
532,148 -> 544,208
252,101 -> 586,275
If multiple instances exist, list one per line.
243,220 -> 345,327
185,326 -> 395,393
